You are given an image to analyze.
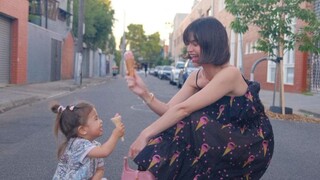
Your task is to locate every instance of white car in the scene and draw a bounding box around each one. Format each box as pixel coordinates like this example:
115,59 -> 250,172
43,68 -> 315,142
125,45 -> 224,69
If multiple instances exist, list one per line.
169,61 -> 185,85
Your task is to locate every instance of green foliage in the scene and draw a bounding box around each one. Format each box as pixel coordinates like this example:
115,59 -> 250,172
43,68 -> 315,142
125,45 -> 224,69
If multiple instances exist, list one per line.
73,0 -> 115,51
225,0 -> 320,55
123,24 -> 163,64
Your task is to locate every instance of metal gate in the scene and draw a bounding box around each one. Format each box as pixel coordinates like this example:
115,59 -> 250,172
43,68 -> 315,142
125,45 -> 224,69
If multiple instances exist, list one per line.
0,16 -> 11,84
310,54 -> 320,92
51,39 -> 61,81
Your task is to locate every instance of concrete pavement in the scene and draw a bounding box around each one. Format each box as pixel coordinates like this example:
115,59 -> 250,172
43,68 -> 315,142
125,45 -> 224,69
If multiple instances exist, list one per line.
0,75 -> 319,119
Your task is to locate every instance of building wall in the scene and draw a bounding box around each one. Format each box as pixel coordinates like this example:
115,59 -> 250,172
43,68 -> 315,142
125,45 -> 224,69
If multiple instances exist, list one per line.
28,23 -> 64,83
61,32 -> 75,79
0,0 -> 29,84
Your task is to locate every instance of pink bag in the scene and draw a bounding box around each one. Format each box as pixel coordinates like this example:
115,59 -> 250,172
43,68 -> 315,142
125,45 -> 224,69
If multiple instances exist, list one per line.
121,157 -> 155,180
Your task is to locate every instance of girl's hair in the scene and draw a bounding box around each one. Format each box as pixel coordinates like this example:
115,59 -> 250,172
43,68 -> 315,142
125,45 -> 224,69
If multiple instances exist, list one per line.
183,17 -> 230,65
51,102 -> 94,158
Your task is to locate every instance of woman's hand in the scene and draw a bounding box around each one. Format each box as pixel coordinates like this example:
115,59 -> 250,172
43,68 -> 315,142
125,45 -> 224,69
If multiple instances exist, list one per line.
125,73 -> 148,97
128,132 -> 149,159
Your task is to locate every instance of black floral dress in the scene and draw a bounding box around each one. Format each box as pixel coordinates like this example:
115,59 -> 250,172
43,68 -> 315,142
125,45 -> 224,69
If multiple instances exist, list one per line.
134,80 -> 274,180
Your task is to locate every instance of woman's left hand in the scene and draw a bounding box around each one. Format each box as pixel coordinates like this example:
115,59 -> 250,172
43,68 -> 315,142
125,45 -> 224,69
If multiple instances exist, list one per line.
128,132 -> 149,159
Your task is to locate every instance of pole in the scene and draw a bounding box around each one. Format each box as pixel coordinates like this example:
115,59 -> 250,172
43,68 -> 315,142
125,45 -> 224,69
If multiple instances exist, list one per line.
75,0 -> 84,85
120,12 -> 126,77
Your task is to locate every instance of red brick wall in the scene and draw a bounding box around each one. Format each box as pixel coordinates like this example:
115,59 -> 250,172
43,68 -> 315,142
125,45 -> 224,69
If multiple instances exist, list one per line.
61,32 -> 75,79
0,0 -> 29,84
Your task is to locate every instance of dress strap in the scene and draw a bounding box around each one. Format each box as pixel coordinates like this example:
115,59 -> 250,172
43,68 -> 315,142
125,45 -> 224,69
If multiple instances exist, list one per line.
195,69 -> 202,89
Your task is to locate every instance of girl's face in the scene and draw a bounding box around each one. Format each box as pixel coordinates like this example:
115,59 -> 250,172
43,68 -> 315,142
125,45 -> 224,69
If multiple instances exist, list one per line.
187,37 -> 201,65
83,108 -> 103,140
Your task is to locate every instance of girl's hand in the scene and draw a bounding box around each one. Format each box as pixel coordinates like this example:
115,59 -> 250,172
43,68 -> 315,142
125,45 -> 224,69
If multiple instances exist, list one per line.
125,74 -> 148,96
113,122 -> 125,139
128,132 -> 149,159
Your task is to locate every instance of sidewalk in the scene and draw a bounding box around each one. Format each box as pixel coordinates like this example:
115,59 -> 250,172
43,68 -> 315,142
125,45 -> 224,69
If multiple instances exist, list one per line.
0,77 -> 111,113
0,76 -> 319,119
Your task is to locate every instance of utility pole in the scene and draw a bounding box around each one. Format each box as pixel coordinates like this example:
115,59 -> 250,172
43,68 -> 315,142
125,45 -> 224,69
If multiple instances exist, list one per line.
120,12 -> 126,77
75,0 -> 84,85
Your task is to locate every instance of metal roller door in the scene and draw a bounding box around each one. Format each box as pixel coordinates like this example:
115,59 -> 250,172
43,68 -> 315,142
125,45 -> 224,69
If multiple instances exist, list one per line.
0,16 -> 11,84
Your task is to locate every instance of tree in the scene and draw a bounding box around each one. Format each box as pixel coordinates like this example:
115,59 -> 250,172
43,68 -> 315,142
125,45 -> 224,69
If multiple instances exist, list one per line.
225,0 -> 320,114
73,0 -> 115,51
123,24 -> 163,66
144,32 -> 162,64
125,24 -> 146,60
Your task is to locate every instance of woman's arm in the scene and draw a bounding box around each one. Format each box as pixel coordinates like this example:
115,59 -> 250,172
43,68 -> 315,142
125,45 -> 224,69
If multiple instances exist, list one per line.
127,73 -> 198,116
129,67 -> 246,158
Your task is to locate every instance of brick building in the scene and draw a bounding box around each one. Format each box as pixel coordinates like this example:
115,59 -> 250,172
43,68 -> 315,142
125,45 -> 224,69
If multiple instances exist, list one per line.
0,0 -> 29,84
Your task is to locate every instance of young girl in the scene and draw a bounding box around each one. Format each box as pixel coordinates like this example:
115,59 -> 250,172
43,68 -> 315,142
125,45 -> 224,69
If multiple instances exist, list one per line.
51,102 -> 125,180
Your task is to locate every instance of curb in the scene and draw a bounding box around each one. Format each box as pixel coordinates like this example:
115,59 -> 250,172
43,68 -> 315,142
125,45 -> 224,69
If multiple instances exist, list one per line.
298,109 -> 320,118
0,96 -> 42,113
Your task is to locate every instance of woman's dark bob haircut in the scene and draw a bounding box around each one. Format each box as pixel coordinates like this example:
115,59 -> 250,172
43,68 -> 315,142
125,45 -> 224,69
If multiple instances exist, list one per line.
183,17 -> 230,65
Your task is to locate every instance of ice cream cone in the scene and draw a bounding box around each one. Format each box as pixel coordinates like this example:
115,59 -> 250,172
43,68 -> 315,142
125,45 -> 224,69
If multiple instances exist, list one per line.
169,151 -> 180,166
195,116 -> 209,131
147,155 -> 160,170
222,142 -> 236,156
174,121 -> 185,136
124,51 -> 136,77
110,113 -> 124,141
262,140 -> 268,157
242,155 -> 255,167
198,143 -> 209,158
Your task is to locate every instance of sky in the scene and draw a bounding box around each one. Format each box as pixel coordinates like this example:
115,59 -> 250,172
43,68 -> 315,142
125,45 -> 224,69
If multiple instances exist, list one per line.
111,0 -> 194,46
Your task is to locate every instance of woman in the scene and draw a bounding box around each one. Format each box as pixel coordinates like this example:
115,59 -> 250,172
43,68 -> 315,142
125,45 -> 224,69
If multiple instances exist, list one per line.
126,17 -> 274,180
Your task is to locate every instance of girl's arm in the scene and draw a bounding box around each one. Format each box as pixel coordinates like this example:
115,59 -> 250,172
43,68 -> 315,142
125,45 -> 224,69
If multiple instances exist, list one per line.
129,67 -> 247,158
88,123 -> 125,158
91,167 -> 104,180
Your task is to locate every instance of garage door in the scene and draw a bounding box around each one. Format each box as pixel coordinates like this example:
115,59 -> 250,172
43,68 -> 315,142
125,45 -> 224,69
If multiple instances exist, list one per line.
0,15 -> 11,84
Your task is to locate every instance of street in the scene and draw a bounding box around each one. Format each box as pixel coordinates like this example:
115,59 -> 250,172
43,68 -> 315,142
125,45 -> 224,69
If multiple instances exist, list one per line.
0,72 -> 319,180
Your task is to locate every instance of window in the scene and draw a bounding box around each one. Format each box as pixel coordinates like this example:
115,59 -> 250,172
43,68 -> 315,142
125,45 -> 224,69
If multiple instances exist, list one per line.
219,0 -> 226,12
267,18 -> 296,85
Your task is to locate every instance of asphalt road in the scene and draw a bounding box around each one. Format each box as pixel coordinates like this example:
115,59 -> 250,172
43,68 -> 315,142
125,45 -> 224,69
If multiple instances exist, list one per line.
0,72 -> 319,180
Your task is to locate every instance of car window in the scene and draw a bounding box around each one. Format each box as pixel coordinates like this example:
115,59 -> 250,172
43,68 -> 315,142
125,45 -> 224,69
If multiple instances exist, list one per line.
187,61 -> 194,68
176,63 -> 184,69
164,66 -> 172,71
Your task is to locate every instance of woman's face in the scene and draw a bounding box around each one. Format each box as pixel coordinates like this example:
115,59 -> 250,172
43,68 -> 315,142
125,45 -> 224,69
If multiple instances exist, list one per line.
187,36 -> 201,65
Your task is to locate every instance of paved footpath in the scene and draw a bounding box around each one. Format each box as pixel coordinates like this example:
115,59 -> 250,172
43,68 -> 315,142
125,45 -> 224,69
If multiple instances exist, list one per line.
0,75 -> 319,120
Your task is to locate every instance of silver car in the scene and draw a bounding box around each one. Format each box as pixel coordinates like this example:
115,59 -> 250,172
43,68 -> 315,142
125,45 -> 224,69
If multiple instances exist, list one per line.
170,61 -> 185,85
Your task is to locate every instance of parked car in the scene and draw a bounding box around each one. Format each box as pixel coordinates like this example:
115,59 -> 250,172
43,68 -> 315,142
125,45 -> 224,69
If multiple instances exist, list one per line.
153,66 -> 162,77
158,65 -> 173,80
177,59 -> 200,88
169,61 -> 185,85
148,68 -> 155,75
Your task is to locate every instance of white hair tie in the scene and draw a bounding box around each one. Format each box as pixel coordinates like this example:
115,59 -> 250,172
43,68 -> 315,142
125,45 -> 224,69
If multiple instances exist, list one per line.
57,105 -> 65,112
69,106 -> 75,111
